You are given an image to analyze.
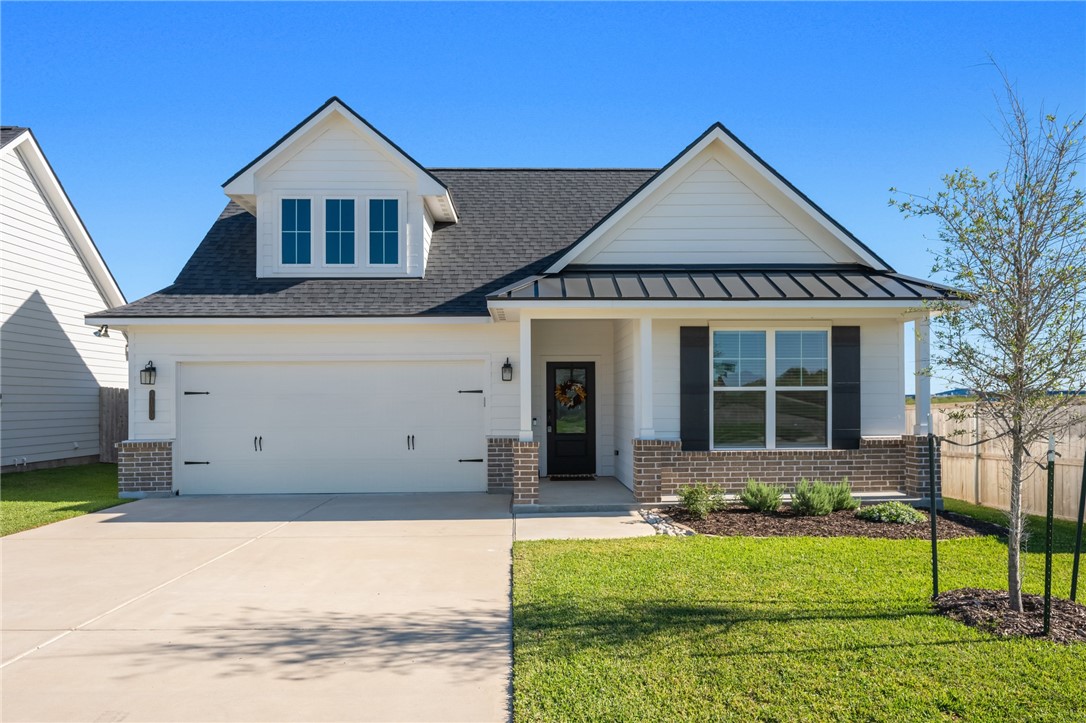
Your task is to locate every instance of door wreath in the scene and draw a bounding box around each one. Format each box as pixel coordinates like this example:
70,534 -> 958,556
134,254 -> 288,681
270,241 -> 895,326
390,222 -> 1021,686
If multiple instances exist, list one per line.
555,379 -> 587,409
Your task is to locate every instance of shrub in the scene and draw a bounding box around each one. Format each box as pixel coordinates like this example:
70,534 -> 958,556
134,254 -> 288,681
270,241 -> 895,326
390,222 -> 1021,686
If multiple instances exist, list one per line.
739,479 -> 783,513
829,478 -> 860,512
856,501 -> 926,525
678,483 -> 726,520
791,480 -> 835,516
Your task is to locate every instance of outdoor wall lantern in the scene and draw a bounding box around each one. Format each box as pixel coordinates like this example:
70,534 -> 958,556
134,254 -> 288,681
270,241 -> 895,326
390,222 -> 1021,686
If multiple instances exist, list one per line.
140,361 -> 157,386
501,358 -> 514,382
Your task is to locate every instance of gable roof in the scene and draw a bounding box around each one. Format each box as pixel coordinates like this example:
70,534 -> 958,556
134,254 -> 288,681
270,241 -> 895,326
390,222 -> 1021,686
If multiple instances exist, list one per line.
221,97 -> 456,221
89,169 -> 654,319
2,127 -> 126,309
545,123 -> 893,273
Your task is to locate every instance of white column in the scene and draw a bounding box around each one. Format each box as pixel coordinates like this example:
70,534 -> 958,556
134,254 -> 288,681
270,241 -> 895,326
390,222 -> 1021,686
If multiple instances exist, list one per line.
518,315 -> 533,442
638,317 -> 656,439
913,316 -> 931,435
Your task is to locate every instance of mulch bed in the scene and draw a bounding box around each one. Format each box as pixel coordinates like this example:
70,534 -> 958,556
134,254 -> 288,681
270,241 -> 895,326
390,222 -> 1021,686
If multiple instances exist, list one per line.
934,588 -> 1086,644
664,504 -> 1007,540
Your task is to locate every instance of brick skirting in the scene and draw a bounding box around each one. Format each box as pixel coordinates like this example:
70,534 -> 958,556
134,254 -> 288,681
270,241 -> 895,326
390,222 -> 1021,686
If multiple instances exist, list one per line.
487,437 -> 517,493
117,440 -> 173,497
512,441 -> 540,505
632,437 -> 941,504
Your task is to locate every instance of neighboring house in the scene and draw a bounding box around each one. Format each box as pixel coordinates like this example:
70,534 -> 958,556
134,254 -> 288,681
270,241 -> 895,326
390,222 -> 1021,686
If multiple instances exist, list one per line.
88,98 -> 960,503
1,127 -> 128,470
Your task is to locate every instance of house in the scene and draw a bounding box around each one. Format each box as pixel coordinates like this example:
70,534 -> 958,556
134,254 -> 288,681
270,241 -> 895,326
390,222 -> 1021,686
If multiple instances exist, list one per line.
87,98 -> 960,504
1,127 -> 128,470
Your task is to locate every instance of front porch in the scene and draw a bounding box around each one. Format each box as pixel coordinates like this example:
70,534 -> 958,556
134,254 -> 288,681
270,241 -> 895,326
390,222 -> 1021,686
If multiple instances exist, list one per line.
485,314 -> 941,510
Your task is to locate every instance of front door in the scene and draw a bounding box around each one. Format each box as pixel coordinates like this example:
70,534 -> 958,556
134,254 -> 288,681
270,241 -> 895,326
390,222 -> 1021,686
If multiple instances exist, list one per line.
546,362 -> 596,476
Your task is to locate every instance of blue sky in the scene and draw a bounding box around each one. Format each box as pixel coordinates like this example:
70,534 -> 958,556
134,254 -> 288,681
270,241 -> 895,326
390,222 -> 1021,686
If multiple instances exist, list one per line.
3,2 -> 1084,389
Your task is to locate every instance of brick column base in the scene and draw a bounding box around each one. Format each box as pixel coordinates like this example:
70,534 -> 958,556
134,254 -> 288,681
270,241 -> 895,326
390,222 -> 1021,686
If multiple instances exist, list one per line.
117,440 -> 174,497
633,439 -> 678,504
487,437 -> 516,493
904,434 -> 942,503
512,441 -> 540,505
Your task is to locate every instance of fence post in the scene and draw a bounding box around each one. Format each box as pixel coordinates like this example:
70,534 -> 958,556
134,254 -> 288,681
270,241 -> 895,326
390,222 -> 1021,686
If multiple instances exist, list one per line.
1044,436 -> 1055,636
1072,456 -> 1085,602
929,429 -> 939,599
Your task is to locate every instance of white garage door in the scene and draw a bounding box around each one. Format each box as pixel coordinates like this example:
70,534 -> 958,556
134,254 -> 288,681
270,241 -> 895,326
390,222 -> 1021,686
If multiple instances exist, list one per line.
176,361 -> 486,494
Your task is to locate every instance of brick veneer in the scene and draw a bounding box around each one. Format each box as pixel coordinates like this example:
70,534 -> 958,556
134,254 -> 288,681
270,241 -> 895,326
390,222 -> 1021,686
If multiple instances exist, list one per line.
512,441 -> 540,505
117,440 -> 173,496
487,437 -> 516,493
903,434 -> 942,500
632,437 -> 941,504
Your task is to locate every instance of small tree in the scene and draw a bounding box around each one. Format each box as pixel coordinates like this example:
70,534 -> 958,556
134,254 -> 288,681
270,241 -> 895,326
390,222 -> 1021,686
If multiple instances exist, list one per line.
892,74 -> 1086,612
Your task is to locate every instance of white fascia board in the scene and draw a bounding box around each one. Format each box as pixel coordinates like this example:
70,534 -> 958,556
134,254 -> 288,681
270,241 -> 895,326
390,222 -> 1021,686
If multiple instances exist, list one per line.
3,132 -> 127,309
85,315 -> 494,329
546,126 -> 888,273
222,101 -> 456,221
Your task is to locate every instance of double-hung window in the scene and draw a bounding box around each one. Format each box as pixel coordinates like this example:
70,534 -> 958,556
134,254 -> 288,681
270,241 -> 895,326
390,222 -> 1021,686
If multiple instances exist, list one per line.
712,329 -> 829,449
368,198 -> 399,265
325,199 -> 355,265
281,198 -> 311,265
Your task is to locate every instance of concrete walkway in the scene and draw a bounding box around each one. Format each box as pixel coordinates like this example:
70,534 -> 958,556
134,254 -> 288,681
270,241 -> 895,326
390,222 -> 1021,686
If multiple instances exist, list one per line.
513,510 -> 657,541
1,494 -> 513,723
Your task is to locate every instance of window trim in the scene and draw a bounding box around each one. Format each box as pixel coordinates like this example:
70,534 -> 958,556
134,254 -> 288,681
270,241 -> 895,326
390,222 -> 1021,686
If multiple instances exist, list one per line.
709,325 -> 832,450
273,191 -> 407,274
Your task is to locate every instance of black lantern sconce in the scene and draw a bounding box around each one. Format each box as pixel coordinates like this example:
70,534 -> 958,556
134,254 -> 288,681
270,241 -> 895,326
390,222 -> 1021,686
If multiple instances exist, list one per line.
140,361 -> 157,386
501,357 -> 513,382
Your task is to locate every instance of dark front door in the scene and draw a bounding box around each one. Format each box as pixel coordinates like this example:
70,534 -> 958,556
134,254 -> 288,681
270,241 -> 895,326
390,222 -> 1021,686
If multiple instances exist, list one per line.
546,362 -> 596,476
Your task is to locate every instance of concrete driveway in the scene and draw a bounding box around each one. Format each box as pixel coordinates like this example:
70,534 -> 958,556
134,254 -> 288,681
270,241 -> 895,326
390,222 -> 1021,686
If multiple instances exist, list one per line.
1,493 -> 513,722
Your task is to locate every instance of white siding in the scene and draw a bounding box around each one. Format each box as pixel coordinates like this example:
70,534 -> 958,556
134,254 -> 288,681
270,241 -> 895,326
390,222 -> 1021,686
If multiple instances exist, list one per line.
254,114 -> 426,278
575,144 -> 864,267
0,150 -> 128,466
612,319 -> 636,487
125,322 -> 519,444
650,316 -> 906,443
531,320 -> 615,477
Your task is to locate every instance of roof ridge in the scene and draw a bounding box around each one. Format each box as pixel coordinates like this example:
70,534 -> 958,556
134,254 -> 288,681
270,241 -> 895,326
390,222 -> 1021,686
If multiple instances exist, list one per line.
428,167 -> 658,172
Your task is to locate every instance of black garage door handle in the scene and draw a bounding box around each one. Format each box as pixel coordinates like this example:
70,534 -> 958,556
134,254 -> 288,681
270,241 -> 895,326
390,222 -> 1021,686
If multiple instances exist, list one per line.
458,458 -> 483,463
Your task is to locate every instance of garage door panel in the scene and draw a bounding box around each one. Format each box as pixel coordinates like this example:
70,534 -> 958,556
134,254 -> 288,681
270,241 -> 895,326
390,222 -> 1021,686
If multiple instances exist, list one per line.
177,361 -> 486,494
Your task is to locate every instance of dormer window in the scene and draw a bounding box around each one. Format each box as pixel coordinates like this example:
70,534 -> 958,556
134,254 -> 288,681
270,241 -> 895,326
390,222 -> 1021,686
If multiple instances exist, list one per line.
281,199 -> 312,265
325,199 -> 355,265
368,199 -> 399,265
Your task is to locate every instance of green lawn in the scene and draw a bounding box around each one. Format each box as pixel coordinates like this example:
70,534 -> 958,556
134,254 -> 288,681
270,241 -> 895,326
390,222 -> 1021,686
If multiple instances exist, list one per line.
1,463 -> 131,535
513,524 -> 1084,721
944,497 -> 1081,552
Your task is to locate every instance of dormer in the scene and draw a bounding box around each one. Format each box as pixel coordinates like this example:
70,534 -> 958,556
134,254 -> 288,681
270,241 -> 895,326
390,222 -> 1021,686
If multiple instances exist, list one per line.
222,98 -> 457,278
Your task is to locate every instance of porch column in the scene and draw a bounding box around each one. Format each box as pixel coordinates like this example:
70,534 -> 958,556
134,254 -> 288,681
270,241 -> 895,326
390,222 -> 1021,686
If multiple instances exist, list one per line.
913,316 -> 931,435
637,317 -> 656,439
519,315 -> 533,442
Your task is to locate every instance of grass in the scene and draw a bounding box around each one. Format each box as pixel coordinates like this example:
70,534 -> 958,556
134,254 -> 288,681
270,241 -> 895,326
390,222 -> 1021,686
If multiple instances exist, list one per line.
1,463 -> 131,535
513,530 -> 1084,721
944,497 -> 1081,553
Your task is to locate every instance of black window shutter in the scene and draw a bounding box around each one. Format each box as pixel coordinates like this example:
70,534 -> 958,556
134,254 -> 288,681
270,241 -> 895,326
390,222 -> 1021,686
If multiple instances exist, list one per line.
831,326 -> 861,449
680,326 -> 710,451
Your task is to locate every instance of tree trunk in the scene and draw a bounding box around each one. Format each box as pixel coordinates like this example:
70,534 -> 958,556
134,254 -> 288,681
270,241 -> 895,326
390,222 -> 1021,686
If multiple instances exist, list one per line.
1007,439 -> 1026,612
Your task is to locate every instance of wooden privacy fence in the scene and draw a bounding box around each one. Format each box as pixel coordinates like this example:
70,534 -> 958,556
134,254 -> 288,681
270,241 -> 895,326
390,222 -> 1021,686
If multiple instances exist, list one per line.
99,387 -> 128,463
906,404 -> 1085,520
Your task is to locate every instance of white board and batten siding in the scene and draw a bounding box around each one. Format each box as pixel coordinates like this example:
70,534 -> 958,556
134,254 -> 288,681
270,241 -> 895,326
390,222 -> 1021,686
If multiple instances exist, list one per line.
574,146 -> 866,267
253,114 -> 429,278
612,319 -> 637,487
1,147 -> 127,466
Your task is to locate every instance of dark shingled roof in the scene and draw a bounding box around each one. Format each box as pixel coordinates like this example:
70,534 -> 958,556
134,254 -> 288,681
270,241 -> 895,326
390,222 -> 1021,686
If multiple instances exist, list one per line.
92,169 -> 657,318
1,126 -> 29,148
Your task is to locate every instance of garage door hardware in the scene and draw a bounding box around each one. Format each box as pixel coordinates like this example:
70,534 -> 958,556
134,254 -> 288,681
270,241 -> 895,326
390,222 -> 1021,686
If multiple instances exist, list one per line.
458,458 -> 483,463
458,389 -> 483,394
253,436 -> 263,451
184,461 -> 210,465
406,435 -> 415,450
184,391 -> 211,395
